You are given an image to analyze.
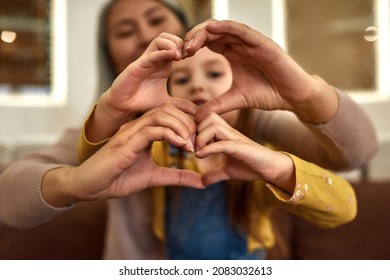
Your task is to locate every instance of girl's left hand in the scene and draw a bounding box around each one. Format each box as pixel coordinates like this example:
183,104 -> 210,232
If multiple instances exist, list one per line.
195,113 -> 295,194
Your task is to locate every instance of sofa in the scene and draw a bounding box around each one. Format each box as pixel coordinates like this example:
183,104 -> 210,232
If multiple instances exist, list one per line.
0,182 -> 389,260
0,201 -> 107,260
267,181 -> 390,259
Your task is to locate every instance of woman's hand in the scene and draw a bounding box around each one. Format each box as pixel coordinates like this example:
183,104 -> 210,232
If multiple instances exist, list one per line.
107,32 -> 196,116
183,20 -> 338,125
43,104 -> 201,207
195,112 -> 295,194
86,33 -> 198,143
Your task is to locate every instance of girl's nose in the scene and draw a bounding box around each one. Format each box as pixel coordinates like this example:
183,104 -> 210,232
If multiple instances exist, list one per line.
189,75 -> 205,94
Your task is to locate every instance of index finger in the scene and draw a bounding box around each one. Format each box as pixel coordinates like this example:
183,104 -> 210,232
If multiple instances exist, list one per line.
166,97 -> 198,116
195,91 -> 246,123
182,19 -> 222,58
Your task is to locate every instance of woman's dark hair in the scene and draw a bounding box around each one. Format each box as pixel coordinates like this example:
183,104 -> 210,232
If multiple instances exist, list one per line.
95,0 -> 189,100
158,0 -> 189,29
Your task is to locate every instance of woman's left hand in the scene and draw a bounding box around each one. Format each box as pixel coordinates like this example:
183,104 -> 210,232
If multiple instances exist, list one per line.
183,19 -> 338,125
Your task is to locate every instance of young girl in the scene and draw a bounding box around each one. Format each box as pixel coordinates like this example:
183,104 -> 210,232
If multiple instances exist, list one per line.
77,33 -> 357,259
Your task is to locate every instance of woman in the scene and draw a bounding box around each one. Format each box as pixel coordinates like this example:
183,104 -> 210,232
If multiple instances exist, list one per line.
0,0 -> 377,258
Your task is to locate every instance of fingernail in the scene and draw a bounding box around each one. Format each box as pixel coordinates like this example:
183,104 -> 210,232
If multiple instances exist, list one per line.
176,135 -> 186,144
186,138 -> 195,153
185,38 -> 194,50
176,49 -> 182,58
192,134 -> 197,152
182,38 -> 194,58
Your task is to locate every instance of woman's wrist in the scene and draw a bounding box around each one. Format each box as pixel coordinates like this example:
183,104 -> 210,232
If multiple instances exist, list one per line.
291,76 -> 339,124
41,166 -> 80,208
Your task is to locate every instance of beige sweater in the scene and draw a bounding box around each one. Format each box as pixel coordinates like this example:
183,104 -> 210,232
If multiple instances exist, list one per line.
0,90 -> 378,259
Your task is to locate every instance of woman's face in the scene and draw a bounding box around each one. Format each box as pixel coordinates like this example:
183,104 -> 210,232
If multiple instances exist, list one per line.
106,0 -> 185,74
169,47 -> 239,126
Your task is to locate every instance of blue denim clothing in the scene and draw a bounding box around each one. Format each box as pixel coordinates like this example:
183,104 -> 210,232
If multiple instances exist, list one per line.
164,182 -> 266,260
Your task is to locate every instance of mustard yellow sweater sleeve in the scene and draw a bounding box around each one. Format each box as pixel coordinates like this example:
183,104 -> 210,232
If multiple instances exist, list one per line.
265,152 -> 357,228
76,105 -> 110,163
150,142 -> 358,252
247,153 -> 357,251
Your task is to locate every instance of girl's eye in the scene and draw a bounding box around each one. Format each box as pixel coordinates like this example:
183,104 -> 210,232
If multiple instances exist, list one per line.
207,71 -> 224,79
173,76 -> 189,85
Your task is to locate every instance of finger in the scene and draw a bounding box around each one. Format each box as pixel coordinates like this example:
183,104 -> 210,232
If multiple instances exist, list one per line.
125,126 -> 188,155
158,32 -> 184,53
195,113 -> 234,151
150,167 -> 205,189
154,123 -> 192,151
195,91 -> 246,123
123,106 -> 195,152
150,33 -> 183,53
151,104 -> 196,141
207,20 -> 293,68
166,97 -> 198,116
202,168 -> 229,186
183,20 -> 215,42
205,20 -> 263,48
196,112 -> 230,133
161,100 -> 198,151
195,140 -> 235,159
196,133 -> 254,160
182,19 -> 222,58
140,35 -> 183,68
146,39 -> 181,63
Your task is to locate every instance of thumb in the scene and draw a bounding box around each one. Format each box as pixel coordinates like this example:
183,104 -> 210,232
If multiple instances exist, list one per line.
151,167 -> 205,189
202,168 -> 230,186
167,97 -> 198,116
195,90 -> 245,123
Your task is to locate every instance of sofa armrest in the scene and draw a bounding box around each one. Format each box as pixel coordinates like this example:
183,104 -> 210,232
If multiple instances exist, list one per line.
0,200 -> 107,260
269,182 -> 390,260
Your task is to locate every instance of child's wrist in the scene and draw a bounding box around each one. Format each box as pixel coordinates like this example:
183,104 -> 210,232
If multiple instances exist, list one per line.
99,91 -> 134,124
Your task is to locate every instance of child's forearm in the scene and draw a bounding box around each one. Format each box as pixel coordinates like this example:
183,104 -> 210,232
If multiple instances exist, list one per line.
85,90 -> 137,143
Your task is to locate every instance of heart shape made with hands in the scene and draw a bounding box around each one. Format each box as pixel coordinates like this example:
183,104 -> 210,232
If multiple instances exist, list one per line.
154,109 -> 256,188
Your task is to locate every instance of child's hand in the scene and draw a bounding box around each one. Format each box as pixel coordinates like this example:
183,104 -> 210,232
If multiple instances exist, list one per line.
183,20 -> 338,125
195,112 -> 295,194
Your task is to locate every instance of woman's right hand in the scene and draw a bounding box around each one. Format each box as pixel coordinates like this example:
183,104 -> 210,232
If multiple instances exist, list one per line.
106,33 -> 195,115
86,32 -> 198,143
42,104 -> 202,207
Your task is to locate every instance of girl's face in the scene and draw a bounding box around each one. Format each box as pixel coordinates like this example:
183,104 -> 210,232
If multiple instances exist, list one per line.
106,0 -> 185,75
169,47 -> 239,126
